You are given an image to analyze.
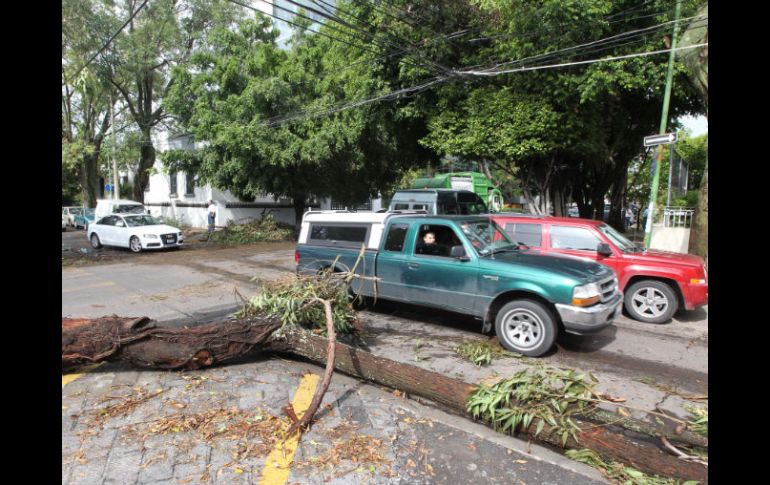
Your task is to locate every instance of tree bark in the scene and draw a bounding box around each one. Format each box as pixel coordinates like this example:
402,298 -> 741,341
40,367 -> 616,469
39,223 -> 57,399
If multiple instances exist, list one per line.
63,316 -> 707,482
133,129 -> 155,201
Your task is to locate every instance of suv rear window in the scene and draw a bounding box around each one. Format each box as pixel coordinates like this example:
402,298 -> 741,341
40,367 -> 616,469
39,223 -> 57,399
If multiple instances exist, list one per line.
309,224 -> 369,248
504,223 -> 542,247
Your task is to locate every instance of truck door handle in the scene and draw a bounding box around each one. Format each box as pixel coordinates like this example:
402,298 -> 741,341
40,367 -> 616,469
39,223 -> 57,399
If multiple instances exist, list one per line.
408,262 -> 420,269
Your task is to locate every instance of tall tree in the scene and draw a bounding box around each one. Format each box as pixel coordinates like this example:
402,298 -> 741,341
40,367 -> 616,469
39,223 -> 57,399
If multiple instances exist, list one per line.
96,0 -> 238,201
677,3 -> 707,261
62,0 -> 117,207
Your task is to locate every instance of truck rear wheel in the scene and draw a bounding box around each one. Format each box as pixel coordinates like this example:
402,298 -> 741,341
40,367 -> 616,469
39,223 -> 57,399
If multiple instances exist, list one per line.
495,300 -> 557,357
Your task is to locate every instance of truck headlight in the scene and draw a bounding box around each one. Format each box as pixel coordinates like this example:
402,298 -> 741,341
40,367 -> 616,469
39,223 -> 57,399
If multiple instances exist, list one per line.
572,283 -> 601,307
143,234 -> 158,239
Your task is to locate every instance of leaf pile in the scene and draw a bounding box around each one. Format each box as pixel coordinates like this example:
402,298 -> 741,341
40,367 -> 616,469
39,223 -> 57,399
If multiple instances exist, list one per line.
90,386 -> 165,424
124,406 -> 287,458
467,366 -> 598,445
454,338 -> 522,366
244,271 -> 359,334
209,214 -> 294,245
566,449 -> 700,485
295,435 -> 392,477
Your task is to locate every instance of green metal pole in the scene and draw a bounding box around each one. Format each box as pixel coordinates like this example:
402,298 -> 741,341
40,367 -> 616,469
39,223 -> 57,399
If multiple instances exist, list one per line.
644,0 -> 681,248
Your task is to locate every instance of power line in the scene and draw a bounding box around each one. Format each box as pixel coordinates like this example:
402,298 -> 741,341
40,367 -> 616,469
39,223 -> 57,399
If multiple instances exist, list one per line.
456,42 -> 707,76
63,0 -> 150,86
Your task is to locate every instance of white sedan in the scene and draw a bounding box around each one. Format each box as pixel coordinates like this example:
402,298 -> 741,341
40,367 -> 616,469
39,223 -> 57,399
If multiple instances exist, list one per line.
87,214 -> 184,252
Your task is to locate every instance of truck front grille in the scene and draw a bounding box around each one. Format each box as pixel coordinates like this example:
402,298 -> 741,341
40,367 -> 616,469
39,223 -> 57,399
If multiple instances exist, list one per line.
599,276 -> 618,302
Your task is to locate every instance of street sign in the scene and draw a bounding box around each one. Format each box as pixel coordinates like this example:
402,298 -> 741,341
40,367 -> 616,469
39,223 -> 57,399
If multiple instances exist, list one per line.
105,184 -> 112,191
643,132 -> 678,147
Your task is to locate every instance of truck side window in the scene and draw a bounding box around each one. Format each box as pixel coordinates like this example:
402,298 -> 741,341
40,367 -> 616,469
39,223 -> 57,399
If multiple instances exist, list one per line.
384,224 -> 408,252
414,225 -> 460,257
394,203 -> 409,210
550,226 -> 600,251
309,224 -> 369,248
504,223 -> 542,247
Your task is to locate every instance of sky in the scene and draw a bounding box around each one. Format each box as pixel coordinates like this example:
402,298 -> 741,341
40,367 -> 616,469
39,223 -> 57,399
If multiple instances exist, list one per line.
678,115 -> 708,137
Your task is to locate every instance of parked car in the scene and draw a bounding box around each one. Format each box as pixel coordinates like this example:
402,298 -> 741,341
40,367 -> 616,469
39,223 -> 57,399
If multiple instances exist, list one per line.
73,208 -> 95,230
492,215 -> 708,323
62,207 -> 84,227
62,214 -> 68,232
296,211 -> 622,357
87,214 -> 183,253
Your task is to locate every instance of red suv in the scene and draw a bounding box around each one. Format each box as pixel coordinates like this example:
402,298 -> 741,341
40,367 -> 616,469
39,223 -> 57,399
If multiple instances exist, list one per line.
492,215 -> 708,323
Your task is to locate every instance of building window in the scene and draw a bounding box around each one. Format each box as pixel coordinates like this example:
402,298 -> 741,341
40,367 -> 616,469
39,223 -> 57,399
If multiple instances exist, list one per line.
169,170 -> 177,196
185,172 -> 195,196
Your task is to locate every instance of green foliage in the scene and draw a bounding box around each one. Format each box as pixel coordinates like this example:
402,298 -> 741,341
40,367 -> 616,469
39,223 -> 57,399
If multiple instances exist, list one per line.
454,339 -> 521,366
684,405 -> 707,437
466,366 -> 598,444
565,448 -> 699,485
243,270 -> 357,335
207,215 -> 294,245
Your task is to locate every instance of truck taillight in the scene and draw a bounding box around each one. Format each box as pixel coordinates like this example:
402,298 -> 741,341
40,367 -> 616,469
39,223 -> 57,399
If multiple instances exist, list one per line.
294,249 -> 299,265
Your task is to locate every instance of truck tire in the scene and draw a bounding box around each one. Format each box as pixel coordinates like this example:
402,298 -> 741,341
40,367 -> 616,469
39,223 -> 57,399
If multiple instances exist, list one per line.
624,280 -> 678,323
495,300 -> 557,357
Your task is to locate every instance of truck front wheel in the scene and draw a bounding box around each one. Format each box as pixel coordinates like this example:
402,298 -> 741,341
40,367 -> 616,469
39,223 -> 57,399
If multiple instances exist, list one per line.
495,300 -> 557,357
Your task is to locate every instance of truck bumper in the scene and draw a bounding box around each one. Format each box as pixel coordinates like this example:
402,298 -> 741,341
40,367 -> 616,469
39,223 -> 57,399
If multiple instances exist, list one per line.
555,292 -> 623,334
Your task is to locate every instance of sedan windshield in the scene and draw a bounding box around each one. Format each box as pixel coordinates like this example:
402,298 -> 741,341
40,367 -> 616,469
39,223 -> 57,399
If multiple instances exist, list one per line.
123,215 -> 163,227
597,223 -> 639,252
457,220 -> 519,256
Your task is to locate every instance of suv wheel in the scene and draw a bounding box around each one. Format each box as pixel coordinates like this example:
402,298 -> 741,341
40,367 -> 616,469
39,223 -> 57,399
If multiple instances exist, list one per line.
495,300 -> 557,357
624,280 -> 678,323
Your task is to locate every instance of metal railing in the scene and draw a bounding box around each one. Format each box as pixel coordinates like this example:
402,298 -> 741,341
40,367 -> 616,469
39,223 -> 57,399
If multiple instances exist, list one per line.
662,206 -> 694,228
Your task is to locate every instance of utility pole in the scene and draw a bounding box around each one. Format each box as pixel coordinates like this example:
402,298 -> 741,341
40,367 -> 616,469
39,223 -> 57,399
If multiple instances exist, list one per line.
644,0 -> 681,248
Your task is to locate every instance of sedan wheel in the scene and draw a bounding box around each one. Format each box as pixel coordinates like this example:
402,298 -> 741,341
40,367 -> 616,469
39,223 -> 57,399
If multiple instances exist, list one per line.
624,280 -> 678,323
129,236 -> 142,253
90,233 -> 102,249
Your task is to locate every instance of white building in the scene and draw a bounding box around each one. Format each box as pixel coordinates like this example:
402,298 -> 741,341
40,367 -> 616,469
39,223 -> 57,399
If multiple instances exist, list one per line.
144,132 -> 301,228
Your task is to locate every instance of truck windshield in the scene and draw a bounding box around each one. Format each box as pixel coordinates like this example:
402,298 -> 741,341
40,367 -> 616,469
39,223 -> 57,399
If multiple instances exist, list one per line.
597,223 -> 639,252
458,220 -> 519,256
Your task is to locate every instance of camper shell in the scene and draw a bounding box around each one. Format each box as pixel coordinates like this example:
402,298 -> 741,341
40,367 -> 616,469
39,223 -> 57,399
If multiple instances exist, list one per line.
387,189 -> 487,215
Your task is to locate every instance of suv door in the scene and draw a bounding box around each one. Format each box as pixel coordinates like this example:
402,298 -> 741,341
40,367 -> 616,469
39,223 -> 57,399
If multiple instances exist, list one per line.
404,223 -> 478,312
547,224 -> 619,271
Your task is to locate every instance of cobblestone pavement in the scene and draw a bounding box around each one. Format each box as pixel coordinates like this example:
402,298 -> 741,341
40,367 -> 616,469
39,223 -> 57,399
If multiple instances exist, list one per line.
62,358 -> 608,485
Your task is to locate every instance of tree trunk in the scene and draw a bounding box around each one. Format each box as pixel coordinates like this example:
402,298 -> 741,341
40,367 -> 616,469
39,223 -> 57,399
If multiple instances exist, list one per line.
293,195 -> 307,229
688,158 -> 707,260
133,130 -> 155,202
79,151 -> 102,208
63,316 -> 707,482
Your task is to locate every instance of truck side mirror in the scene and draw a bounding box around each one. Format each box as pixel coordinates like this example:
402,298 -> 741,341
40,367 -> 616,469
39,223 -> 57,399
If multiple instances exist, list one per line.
597,243 -> 613,257
450,245 -> 470,261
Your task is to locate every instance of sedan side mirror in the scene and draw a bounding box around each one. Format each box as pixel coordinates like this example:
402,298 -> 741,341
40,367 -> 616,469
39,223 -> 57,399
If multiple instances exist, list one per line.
450,245 -> 470,261
597,242 -> 613,257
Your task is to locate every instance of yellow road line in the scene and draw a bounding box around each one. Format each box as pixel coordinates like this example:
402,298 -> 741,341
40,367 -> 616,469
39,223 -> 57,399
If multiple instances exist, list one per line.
62,363 -> 103,388
62,281 -> 116,293
258,373 -> 320,485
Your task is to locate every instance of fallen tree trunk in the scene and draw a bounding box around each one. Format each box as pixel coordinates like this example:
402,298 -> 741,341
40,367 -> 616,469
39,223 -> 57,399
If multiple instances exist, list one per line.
62,316 -> 707,483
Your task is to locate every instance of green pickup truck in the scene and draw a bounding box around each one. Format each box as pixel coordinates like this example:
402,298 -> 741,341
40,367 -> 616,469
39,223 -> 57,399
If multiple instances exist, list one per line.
296,211 -> 622,356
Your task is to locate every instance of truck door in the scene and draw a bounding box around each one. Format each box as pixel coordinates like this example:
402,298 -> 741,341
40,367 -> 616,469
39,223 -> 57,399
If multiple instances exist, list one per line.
374,222 -> 411,302
404,223 -> 478,312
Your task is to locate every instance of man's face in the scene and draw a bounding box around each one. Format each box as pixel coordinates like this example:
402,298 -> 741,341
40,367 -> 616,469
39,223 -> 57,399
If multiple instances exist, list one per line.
423,233 -> 435,244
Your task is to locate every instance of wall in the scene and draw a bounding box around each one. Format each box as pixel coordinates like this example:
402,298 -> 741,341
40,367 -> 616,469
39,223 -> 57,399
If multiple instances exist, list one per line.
649,225 -> 691,254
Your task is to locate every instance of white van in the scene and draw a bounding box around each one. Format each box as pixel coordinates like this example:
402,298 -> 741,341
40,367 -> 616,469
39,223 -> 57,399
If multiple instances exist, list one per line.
95,199 -> 147,221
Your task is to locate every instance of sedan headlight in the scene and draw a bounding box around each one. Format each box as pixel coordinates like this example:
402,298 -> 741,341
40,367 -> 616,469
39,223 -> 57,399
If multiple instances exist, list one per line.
143,234 -> 159,239
572,283 -> 602,307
